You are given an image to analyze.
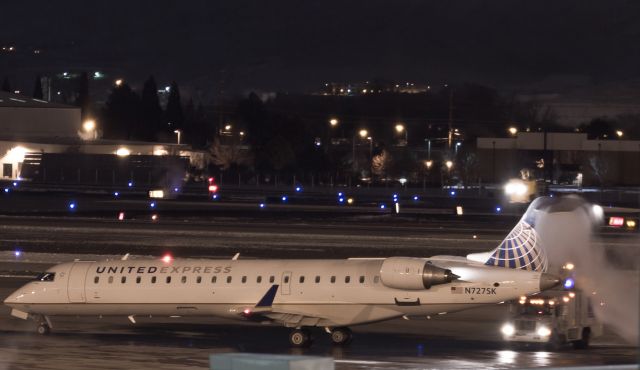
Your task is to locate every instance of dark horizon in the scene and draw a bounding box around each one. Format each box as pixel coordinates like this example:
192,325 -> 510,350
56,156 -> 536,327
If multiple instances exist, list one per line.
1,1 -> 640,97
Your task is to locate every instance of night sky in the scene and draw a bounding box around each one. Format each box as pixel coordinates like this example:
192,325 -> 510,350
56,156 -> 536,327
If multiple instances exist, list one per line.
1,1 -> 639,96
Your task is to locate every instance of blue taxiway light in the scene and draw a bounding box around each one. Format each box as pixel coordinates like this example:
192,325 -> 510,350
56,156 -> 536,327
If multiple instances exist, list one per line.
295,186 -> 302,192
450,191 -> 456,196
281,196 -> 288,202
212,194 -> 218,200
3,188 -> 9,193
14,250 -> 22,257
413,195 -> 419,201
12,182 -> 18,187
496,206 -> 502,213
338,192 -> 343,197
127,182 -> 133,187
113,191 -> 119,197
380,204 -> 386,209
564,278 -> 575,289
259,203 -> 266,208
174,187 -> 179,192
338,197 -> 344,203
150,202 -> 156,208
68,202 -> 76,210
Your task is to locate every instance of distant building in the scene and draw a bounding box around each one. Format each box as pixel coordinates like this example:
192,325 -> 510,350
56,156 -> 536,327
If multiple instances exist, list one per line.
320,81 -> 431,96
477,132 -> 640,186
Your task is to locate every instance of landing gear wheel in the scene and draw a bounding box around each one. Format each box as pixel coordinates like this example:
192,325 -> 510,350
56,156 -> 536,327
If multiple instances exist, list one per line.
289,328 -> 312,348
36,324 -> 50,335
330,327 -> 352,345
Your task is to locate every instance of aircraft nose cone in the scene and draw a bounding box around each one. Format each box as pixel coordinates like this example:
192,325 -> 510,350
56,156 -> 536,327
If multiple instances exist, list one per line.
539,273 -> 561,291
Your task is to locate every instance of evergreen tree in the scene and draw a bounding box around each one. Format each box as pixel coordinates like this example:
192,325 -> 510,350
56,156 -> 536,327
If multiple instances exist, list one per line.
33,75 -> 44,99
1,77 -> 10,92
141,76 -> 163,141
165,81 -> 184,133
102,83 -> 141,140
76,72 -> 90,119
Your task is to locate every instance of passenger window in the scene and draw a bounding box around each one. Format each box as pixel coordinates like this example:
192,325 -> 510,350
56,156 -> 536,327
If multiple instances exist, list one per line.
197,276 -> 202,284
94,276 -> 99,284
284,276 -> 290,284
359,276 -> 365,284
151,276 -> 157,284
136,276 -> 141,284
345,276 -> 350,283
330,276 -> 336,283
121,276 -> 127,284
108,276 -> 114,284
181,276 -> 187,284
227,276 -> 232,283
269,276 -> 275,283
166,276 -> 172,284
212,276 -> 217,283
257,276 -> 262,283
374,276 -> 380,284
299,276 -> 305,283
242,276 -> 247,283
315,276 -> 320,283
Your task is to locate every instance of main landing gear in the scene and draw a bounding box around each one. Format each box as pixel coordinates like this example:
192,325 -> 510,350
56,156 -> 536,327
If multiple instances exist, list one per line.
289,328 -> 312,347
330,327 -> 352,346
288,327 -> 353,347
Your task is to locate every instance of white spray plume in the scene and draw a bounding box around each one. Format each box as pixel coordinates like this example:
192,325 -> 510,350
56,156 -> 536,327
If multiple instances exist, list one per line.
535,197 -> 639,345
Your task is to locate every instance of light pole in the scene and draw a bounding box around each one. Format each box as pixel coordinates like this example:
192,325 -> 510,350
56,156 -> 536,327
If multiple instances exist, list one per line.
174,129 -> 181,145
395,123 -> 408,146
352,129 -> 369,172
82,119 -> 97,140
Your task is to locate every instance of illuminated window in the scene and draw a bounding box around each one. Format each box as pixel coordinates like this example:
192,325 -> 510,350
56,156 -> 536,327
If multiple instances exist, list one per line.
181,276 -> 187,284
196,276 -> 202,284
212,276 -> 217,283
108,276 -> 113,284
227,276 -> 232,283
315,276 -> 320,283
359,276 -> 365,284
151,276 -> 157,284
136,276 -> 141,284
330,276 -> 336,283
299,276 -> 305,283
345,276 -> 350,283
257,276 -> 262,283
94,276 -> 99,284
166,276 -> 171,284
242,276 -> 247,283
269,276 -> 275,283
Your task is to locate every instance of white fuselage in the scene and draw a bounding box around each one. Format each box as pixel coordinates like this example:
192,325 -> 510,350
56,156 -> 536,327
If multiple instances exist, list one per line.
4,257 -> 546,328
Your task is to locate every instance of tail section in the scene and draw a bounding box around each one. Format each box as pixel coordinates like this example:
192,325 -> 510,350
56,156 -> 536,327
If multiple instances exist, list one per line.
468,196 -> 594,272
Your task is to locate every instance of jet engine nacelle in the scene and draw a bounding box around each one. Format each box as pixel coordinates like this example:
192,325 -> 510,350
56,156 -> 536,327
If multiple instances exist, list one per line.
380,257 -> 458,290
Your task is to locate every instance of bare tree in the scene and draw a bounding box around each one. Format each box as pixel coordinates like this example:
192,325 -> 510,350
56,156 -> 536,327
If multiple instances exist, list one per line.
209,136 -> 252,170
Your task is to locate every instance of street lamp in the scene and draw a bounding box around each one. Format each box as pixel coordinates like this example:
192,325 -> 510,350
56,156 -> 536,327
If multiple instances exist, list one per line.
445,160 -> 453,170
82,119 -> 97,140
329,118 -> 339,127
115,79 -> 123,87
359,129 -> 368,138
455,142 -> 462,156
395,123 -> 408,146
174,129 -> 181,145
508,127 -> 518,136
425,160 -> 433,169
616,130 -> 624,138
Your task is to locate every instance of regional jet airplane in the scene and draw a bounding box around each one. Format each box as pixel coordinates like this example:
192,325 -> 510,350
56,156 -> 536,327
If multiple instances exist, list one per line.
4,196 -> 592,347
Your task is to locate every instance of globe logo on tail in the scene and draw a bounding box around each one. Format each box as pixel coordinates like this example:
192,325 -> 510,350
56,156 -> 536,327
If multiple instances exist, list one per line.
484,221 -> 548,272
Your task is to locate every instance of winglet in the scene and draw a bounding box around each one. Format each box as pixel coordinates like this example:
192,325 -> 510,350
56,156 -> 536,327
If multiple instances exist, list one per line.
256,285 -> 279,307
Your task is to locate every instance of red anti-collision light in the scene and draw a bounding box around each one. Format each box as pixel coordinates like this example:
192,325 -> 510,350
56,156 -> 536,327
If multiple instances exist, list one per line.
609,216 -> 624,227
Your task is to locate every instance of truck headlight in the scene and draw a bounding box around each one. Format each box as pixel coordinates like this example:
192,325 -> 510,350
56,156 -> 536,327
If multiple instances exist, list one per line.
537,326 -> 552,337
501,323 -> 515,336
504,181 -> 527,196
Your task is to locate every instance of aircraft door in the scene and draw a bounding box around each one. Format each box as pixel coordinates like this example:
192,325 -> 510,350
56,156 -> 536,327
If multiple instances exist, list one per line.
281,271 -> 292,295
67,262 -> 93,303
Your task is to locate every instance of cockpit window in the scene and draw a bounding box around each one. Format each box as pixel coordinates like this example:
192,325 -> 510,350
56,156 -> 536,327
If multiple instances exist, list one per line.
34,272 -> 55,282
